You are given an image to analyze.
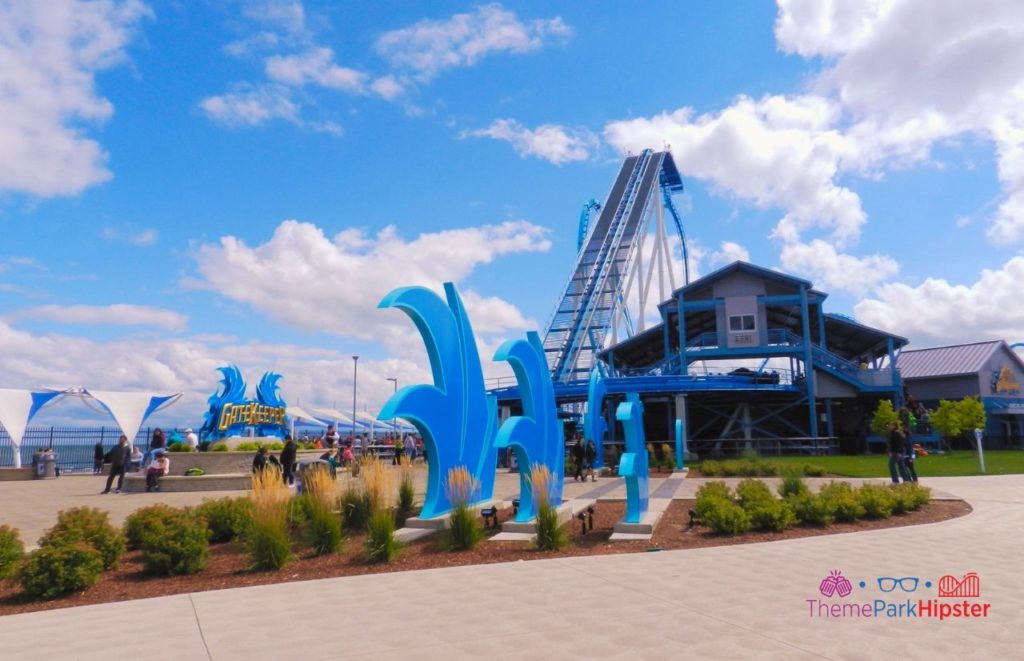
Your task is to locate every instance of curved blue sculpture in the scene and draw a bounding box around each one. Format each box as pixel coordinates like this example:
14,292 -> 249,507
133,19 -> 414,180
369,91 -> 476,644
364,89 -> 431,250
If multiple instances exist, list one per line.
585,368 -> 607,469
199,366 -> 246,439
494,331 -> 563,522
377,283 -> 498,518
256,372 -> 287,437
617,393 -> 649,524
199,366 -> 288,440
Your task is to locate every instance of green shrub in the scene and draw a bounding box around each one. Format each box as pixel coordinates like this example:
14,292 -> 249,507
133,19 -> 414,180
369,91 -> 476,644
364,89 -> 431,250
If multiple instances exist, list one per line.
211,443 -> 229,452
747,499 -> 796,532
340,487 -> 372,532
264,442 -> 284,451
167,443 -> 194,452
124,504 -> 180,550
736,478 -> 775,509
858,484 -> 895,519
903,483 -> 932,510
236,441 -> 260,452
802,464 -> 827,477
196,497 -> 252,543
138,508 -> 210,576
534,502 -> 568,550
288,494 -> 311,528
890,484 -> 916,514
702,499 -> 751,534
789,492 -> 833,526
818,482 -> 864,522
446,503 -> 484,551
778,471 -> 809,499
303,498 -> 342,555
17,542 -> 104,600
695,481 -> 734,521
0,525 -> 24,579
365,510 -> 399,563
698,459 -> 723,476
398,471 -> 415,515
40,507 -> 125,570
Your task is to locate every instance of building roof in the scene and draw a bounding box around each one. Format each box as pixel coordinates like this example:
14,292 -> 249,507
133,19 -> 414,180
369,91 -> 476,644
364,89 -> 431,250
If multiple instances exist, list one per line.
665,261 -> 818,303
898,341 -> 1003,379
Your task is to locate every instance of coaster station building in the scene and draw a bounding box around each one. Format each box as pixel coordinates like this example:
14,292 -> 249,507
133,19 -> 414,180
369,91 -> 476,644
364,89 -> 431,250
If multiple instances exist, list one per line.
488,149 -> 910,457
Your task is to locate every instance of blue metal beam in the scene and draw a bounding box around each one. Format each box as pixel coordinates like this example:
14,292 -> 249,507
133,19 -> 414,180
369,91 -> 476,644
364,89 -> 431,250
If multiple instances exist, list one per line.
800,284 -> 819,438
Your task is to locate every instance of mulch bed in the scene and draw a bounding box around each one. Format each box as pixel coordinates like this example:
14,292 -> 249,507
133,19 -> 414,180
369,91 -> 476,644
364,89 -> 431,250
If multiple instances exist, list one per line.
0,498 -> 970,616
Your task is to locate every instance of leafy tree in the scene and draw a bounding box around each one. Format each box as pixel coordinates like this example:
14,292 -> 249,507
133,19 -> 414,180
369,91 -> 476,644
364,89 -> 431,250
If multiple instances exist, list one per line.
931,397 -> 986,444
870,400 -> 899,435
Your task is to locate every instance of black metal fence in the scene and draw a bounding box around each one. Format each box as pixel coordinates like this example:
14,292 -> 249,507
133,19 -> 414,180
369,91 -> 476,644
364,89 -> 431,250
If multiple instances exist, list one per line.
0,427 -> 188,473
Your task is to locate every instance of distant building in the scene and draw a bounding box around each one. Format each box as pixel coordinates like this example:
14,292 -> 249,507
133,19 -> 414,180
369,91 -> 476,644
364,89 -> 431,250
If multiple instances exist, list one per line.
900,340 -> 1024,446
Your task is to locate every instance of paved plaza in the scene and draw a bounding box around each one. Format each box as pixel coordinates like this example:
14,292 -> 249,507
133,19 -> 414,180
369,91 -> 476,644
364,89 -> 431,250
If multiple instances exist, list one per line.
0,473 -> 1020,659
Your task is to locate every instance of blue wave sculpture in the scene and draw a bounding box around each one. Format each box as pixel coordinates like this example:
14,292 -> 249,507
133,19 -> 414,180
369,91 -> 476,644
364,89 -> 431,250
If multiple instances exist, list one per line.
199,366 -> 246,439
675,418 -> 685,470
585,368 -> 607,469
617,392 -> 649,524
494,331 -> 563,522
256,372 -> 287,437
377,283 -> 498,518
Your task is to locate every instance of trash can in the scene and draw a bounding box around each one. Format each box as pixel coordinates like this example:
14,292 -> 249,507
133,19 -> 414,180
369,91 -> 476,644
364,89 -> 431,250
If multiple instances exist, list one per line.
41,452 -> 58,479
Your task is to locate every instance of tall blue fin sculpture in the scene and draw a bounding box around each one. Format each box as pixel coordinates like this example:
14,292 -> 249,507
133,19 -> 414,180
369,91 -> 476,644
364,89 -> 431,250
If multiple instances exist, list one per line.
494,331 -> 563,522
675,418 -> 685,470
585,368 -> 607,468
255,372 -> 287,438
377,283 -> 498,518
617,393 -> 649,524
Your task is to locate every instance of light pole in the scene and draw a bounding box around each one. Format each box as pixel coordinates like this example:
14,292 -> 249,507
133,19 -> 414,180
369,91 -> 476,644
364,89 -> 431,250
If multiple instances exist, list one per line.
386,377 -> 398,437
352,356 -> 359,444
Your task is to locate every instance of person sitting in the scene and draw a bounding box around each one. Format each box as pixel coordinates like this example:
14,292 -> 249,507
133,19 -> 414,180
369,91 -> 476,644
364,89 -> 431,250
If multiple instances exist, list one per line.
252,446 -> 281,474
146,452 -> 170,492
129,446 -> 144,472
319,448 -> 340,478
341,446 -> 355,466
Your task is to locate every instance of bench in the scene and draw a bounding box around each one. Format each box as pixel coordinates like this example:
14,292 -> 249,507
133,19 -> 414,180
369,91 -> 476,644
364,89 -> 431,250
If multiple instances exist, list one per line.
122,473 -> 251,493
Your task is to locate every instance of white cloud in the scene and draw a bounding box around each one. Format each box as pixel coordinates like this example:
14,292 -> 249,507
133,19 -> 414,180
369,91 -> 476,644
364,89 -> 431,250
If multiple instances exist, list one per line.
780,239 -> 899,295
15,304 -> 188,332
462,119 -> 597,165
0,0 -> 149,197
242,0 -> 307,37
375,4 -> 570,81
265,47 -> 366,92
102,226 -> 158,246
604,95 -> 864,247
200,83 -> 299,127
709,241 -> 750,266
188,219 -> 551,356
370,75 -> 404,100
854,256 -> 1024,345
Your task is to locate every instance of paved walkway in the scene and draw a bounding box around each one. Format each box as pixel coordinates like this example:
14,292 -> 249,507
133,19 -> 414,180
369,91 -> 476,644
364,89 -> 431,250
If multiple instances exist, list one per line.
1,474 -> 1020,659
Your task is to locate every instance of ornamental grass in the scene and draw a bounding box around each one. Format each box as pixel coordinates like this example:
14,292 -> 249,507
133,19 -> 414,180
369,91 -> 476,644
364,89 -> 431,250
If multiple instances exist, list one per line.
247,468 -> 292,570
444,466 -> 483,551
530,463 -> 567,551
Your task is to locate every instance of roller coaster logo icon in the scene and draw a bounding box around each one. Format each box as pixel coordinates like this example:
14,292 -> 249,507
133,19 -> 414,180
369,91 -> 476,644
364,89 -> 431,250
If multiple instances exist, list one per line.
937,572 -> 980,598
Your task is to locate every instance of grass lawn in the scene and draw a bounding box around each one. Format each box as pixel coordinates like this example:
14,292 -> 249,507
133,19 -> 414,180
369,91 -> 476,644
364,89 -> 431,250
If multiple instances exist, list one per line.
739,451 -> 1024,478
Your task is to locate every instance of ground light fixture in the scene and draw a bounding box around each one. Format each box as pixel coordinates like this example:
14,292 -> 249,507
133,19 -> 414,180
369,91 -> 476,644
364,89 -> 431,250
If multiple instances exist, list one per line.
480,506 -> 499,528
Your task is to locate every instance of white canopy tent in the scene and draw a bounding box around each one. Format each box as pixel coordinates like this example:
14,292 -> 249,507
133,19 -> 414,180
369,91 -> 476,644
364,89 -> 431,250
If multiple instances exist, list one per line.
308,406 -> 368,433
286,405 -> 328,437
76,389 -> 183,448
0,389 -> 66,468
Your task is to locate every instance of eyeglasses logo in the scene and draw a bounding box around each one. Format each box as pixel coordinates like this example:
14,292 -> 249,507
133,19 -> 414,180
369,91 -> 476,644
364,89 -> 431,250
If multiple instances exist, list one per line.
877,577 -> 919,593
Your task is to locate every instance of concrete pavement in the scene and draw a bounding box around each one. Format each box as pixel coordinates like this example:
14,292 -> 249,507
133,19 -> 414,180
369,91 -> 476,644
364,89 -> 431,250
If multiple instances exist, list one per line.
0,474 -> 1020,659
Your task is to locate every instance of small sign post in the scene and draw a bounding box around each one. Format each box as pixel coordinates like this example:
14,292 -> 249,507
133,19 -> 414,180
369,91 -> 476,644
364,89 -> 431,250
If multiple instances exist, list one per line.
974,428 -> 986,474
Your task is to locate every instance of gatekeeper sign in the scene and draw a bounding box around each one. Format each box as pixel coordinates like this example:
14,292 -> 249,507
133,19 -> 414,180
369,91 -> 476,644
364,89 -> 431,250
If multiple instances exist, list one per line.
199,366 -> 288,440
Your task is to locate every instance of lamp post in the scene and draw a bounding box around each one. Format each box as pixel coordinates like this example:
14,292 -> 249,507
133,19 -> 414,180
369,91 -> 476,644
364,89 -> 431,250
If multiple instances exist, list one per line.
352,356 -> 359,442
386,377 -> 398,436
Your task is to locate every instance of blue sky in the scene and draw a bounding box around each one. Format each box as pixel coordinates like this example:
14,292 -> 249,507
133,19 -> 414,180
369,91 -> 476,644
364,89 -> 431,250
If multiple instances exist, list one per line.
2,1 -> 1024,425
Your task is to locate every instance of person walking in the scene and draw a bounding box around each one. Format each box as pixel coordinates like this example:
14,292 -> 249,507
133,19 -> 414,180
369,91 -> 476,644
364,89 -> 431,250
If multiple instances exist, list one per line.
393,435 -> 404,466
102,435 -> 131,494
93,439 -> 105,475
887,422 -> 908,484
280,436 -> 297,486
902,429 -> 919,483
584,440 -> 598,482
571,437 -> 585,482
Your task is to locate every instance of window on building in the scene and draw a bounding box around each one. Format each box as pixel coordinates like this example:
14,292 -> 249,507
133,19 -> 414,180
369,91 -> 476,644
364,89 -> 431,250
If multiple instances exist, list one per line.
729,314 -> 756,332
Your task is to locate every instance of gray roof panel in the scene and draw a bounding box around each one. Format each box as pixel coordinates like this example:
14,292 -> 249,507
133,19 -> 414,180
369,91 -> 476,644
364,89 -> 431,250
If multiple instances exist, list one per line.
899,341 -> 1001,379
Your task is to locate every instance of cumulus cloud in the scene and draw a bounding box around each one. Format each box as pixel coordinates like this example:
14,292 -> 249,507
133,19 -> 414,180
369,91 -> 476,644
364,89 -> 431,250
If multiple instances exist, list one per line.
375,4 -> 570,81
780,239 -> 899,295
854,256 -> 1024,345
461,119 -> 597,164
200,83 -> 300,128
0,319 -> 430,427
14,304 -> 188,332
709,241 -> 750,266
0,0 -> 149,197
605,95 -> 864,247
188,219 -> 551,356
265,47 -> 366,92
